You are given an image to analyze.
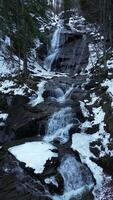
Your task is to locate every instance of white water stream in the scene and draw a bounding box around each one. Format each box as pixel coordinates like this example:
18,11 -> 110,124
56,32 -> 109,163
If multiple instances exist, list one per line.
30,3 -> 98,199
53,155 -> 94,200
44,107 -> 73,144
44,27 -> 61,71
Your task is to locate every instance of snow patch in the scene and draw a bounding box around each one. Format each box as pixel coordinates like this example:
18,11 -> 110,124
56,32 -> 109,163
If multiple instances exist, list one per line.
0,112 -> 8,121
106,57 -> 113,69
86,93 -> 99,105
0,80 -> 15,94
71,133 -> 103,186
101,79 -> 113,107
8,141 -> 58,174
80,101 -> 89,118
92,106 -> 105,125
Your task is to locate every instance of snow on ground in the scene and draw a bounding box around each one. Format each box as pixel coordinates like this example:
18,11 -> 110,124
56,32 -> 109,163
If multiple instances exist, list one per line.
101,79 -> 113,107
0,55 -> 23,77
0,111 -> 8,127
92,106 -> 105,125
106,56 -> 113,69
0,80 -> 15,94
8,141 -> 58,174
29,80 -> 47,106
86,93 -> 100,106
0,112 -> 8,121
79,101 -> 89,118
72,96 -> 111,187
0,80 -> 32,95
94,175 -> 113,200
81,98 -> 111,157
86,43 -> 97,73
71,133 -> 103,186
85,43 -> 103,74
29,61 -> 68,79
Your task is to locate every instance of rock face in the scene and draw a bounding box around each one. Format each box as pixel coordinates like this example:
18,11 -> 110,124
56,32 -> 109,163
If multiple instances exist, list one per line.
52,29 -> 89,73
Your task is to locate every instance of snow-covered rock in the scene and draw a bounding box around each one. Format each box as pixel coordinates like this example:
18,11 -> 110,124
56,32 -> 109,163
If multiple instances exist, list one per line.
101,79 -> 113,107
0,112 -> 8,121
71,133 -> 103,186
8,141 -> 58,174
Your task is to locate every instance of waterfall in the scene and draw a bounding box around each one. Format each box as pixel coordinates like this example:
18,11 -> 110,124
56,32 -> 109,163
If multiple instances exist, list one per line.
57,84 -> 74,103
51,28 -> 61,50
54,88 -> 64,98
44,107 -> 74,144
44,27 -> 61,71
53,155 -> 94,200
43,52 -> 57,71
48,0 -> 63,10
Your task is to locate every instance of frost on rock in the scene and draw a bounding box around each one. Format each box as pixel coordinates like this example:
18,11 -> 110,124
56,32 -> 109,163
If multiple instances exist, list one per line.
0,80 -> 15,94
101,79 -> 113,107
8,141 -> 58,174
0,111 -> 8,127
72,99 -> 111,187
106,56 -> 113,69
92,106 -> 105,125
0,55 -> 23,77
79,101 -> 89,118
0,112 -> 8,121
86,93 -> 99,106
0,80 -> 32,96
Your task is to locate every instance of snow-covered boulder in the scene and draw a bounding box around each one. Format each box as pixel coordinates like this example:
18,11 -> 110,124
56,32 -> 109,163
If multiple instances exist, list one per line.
8,141 -> 58,174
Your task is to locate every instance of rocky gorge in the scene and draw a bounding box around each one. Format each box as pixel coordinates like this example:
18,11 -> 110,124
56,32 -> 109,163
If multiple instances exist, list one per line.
1,0 -> 113,200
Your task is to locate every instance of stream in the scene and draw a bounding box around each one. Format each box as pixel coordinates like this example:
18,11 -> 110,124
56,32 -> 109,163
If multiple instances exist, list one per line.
42,2 -> 94,199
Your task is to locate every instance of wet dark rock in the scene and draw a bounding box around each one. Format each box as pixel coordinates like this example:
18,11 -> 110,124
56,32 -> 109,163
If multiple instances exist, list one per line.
70,190 -> 94,200
42,157 -> 59,177
0,129 -> 15,144
93,156 -> 113,176
0,174 -> 52,200
36,44 -> 47,61
8,95 -> 29,108
90,139 -> 102,147
46,172 -> 64,195
51,30 -> 89,73
8,110 -> 47,139
6,99 -> 58,140
0,148 -> 60,197
69,125 -> 81,136
86,124 -> 99,134
0,94 -> 8,110
90,146 -> 100,158
73,106 -> 85,123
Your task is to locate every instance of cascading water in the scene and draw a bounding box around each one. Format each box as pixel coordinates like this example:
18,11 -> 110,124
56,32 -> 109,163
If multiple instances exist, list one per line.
48,0 -> 63,11
57,84 -> 74,103
38,2 -> 95,199
51,28 -> 61,50
53,155 -> 94,200
44,27 -> 61,71
44,107 -> 74,144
